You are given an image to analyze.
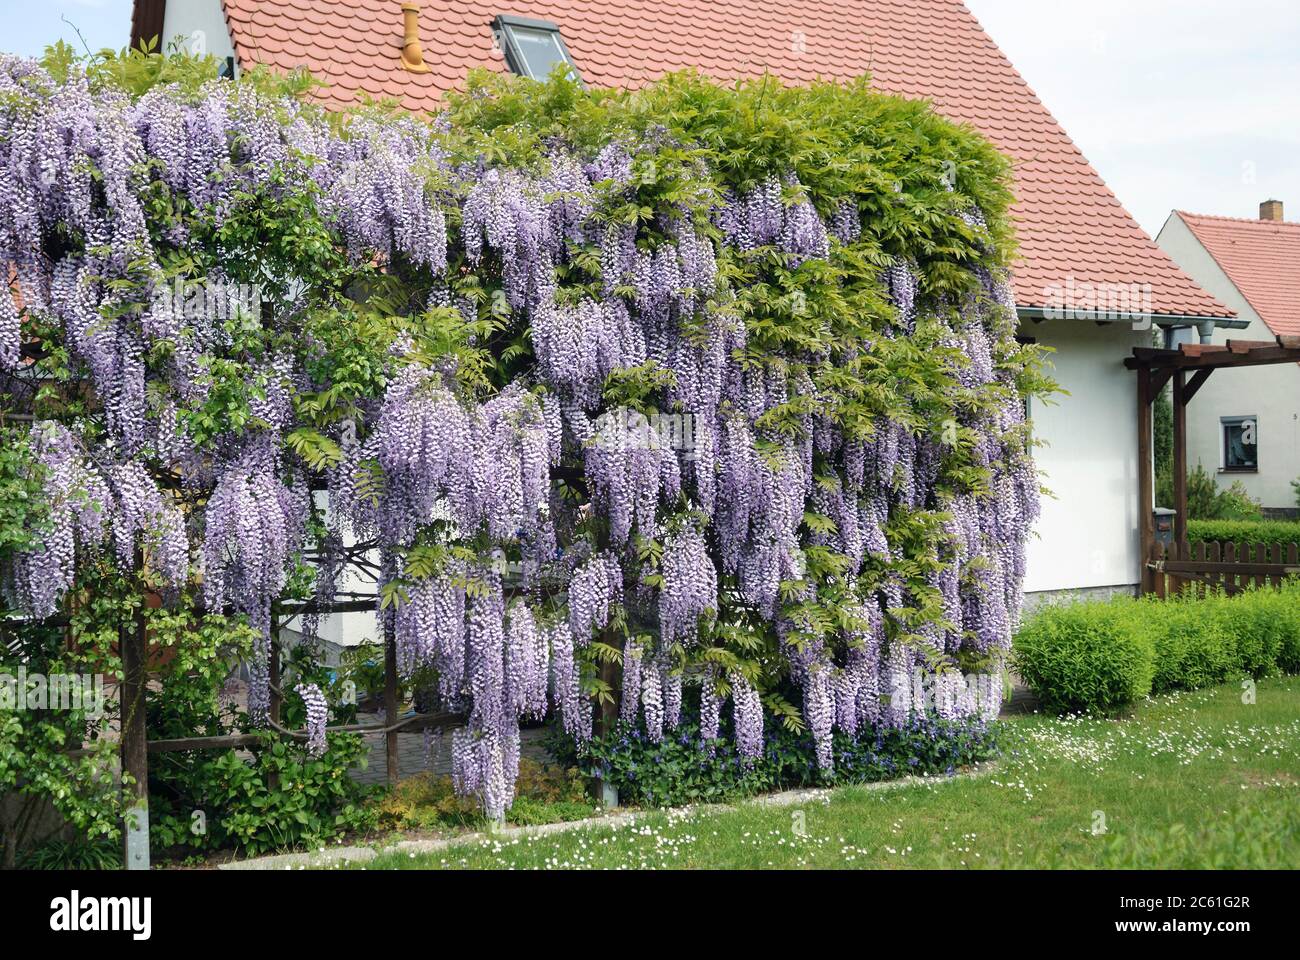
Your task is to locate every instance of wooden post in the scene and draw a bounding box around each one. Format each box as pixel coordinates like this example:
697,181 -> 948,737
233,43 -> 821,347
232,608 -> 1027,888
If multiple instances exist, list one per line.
1137,368 -> 1155,595
384,619 -> 400,786
268,607 -> 281,727
595,521 -> 621,742
593,625 -> 621,808
120,551 -> 150,870
596,651 -> 620,737
1172,369 -> 1188,549
267,608 -> 281,792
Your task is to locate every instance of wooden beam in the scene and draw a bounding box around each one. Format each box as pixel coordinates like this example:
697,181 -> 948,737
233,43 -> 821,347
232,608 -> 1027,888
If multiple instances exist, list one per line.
1137,368 -> 1155,595
1172,370 -> 1188,546
133,711 -> 466,754
1126,345 -> 1300,370
1226,339 -> 1277,353
1183,367 -> 1214,403
1157,560 -> 1300,576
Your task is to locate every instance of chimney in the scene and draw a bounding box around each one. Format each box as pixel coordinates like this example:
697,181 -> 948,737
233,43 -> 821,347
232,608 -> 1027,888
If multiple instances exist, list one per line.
1260,199 -> 1284,222
400,3 -> 432,74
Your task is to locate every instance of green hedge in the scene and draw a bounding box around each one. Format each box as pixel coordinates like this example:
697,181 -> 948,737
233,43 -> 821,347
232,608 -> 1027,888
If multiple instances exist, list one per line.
1013,581 -> 1300,714
1187,519 -> 1300,550
1013,602 -> 1155,714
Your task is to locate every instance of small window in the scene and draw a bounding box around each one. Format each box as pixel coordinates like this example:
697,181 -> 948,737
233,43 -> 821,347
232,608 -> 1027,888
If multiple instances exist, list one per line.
493,15 -> 580,81
1221,416 -> 1258,472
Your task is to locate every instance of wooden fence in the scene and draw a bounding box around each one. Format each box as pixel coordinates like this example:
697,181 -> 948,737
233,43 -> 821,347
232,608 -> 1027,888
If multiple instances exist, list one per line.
1144,540 -> 1300,597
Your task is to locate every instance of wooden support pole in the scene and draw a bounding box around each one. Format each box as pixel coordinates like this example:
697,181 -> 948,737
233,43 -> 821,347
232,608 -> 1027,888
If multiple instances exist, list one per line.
267,607 -> 281,792
1172,369 -> 1189,549
596,648 -> 620,738
1137,368 -> 1155,595
1183,367 -> 1214,404
593,625 -> 622,809
384,618 -> 400,786
593,575 -> 622,740
268,607 -> 281,728
120,552 -> 150,870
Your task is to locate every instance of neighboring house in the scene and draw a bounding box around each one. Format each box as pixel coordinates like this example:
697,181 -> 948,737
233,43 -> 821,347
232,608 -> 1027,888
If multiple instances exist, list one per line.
1156,202 -> 1300,515
130,0 -> 1237,620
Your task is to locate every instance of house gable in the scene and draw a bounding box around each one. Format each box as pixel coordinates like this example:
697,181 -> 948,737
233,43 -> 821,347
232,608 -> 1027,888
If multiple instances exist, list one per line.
1169,211 -> 1300,338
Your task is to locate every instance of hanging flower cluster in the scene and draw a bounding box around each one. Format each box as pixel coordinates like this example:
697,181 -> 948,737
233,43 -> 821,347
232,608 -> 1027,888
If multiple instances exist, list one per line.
0,56 -> 1042,816
295,682 -> 329,758
1,420 -> 188,618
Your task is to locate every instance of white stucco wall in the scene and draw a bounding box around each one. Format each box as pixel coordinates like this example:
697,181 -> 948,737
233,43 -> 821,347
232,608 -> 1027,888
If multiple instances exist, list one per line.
161,0 -> 236,65
1156,214 -> 1300,508
1021,318 -> 1148,595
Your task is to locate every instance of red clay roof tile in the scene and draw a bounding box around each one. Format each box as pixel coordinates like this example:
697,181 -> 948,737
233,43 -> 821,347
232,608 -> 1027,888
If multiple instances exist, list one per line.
197,0 -> 1233,317
1177,212 -> 1300,337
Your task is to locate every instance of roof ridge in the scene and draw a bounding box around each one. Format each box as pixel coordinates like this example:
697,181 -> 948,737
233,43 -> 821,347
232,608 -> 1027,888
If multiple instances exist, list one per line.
1177,210 -> 1300,229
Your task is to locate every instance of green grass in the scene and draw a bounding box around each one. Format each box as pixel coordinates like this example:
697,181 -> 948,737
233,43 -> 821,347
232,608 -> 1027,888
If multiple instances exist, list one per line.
359,677 -> 1300,869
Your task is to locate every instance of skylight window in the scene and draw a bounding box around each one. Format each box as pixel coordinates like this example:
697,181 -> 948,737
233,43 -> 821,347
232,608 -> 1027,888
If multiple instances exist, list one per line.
493,15 -> 580,82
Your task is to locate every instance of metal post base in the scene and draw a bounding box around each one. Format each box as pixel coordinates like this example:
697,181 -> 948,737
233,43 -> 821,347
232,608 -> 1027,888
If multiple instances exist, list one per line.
124,803 -> 150,871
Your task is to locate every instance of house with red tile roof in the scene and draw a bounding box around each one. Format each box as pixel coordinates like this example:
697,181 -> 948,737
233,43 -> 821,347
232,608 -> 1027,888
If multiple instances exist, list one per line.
133,0 -> 1242,601
1158,202 -> 1300,513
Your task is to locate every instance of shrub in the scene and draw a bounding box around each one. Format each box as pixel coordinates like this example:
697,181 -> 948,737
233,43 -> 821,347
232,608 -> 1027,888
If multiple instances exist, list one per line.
1209,588 -> 1288,678
148,732 -> 377,857
555,713 -> 999,809
1013,601 -> 1155,714
1277,581 -> 1300,673
16,836 -> 120,871
1180,466 -> 1262,521
1188,519 -> 1300,550
1144,596 -> 1237,694
1014,582 -> 1300,714
369,757 -> 593,831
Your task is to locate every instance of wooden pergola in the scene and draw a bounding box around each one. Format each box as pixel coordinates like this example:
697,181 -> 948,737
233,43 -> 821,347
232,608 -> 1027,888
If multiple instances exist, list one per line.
1127,335 -> 1300,594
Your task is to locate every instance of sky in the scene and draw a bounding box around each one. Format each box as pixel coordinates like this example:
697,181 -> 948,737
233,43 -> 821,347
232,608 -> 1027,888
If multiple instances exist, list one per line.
1,0 -> 134,59
964,0 -> 1300,235
2,0 -> 1297,238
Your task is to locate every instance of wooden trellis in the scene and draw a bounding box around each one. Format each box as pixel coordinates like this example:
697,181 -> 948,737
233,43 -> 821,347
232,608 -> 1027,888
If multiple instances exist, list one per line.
1128,335 -> 1300,596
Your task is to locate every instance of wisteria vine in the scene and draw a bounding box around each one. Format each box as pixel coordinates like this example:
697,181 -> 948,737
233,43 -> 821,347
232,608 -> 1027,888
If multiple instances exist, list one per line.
0,55 -> 1044,815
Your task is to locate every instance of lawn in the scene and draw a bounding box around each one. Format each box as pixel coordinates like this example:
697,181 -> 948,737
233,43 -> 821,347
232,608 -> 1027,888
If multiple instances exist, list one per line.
359,677 -> 1300,869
